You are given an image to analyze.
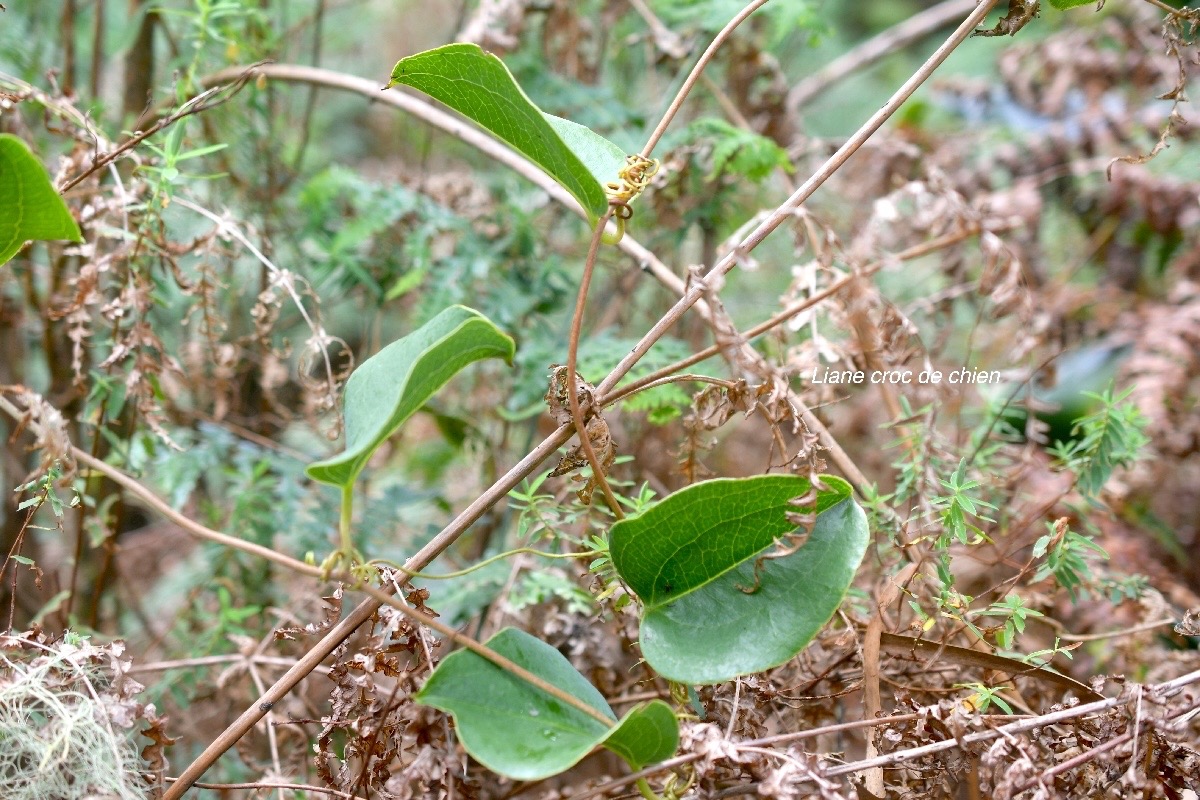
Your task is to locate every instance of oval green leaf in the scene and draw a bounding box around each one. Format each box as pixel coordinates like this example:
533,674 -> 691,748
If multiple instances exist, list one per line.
306,305 -> 514,489
386,44 -> 625,223
417,628 -> 678,781
610,475 -> 870,684
0,134 -> 83,266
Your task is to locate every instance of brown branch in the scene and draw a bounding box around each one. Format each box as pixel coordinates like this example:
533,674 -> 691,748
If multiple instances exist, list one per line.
787,0 -> 979,112
62,64 -> 262,192
640,0 -> 772,158
878,632 -> 1103,702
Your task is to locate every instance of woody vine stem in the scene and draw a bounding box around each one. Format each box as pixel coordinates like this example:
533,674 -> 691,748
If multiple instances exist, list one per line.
563,0 -> 773,517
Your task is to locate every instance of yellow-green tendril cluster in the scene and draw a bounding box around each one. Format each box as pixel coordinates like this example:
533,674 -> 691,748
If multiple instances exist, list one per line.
604,154 -> 659,242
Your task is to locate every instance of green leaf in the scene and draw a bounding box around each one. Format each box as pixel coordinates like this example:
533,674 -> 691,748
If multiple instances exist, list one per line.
542,114 -> 628,198
610,475 -> 869,684
387,44 -> 625,222
306,305 -> 514,488
417,628 -> 678,780
1046,0 -> 1094,9
0,134 -> 83,266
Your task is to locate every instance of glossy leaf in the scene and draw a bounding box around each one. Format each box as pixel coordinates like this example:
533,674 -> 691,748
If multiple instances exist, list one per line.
610,475 -> 870,684
417,628 -> 678,780
306,305 -> 514,488
0,134 -> 83,266
387,44 -> 625,222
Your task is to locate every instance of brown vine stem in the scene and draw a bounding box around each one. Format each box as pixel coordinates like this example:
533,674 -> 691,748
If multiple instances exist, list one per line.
566,209 -> 625,519
639,0 -> 772,158
601,374 -> 738,408
565,0 -> 776,518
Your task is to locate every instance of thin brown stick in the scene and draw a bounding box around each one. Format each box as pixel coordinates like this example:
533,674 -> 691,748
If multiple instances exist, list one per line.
1054,618 -> 1177,643
787,0 -> 978,111
126,654 -> 330,675
61,64 -> 262,192
862,565 -> 917,795
1141,0 -> 1195,16
601,374 -> 737,408
162,778 -> 361,799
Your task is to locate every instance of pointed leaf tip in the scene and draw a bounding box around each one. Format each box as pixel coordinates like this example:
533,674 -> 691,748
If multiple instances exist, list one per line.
306,305 -> 514,489
0,134 -> 83,267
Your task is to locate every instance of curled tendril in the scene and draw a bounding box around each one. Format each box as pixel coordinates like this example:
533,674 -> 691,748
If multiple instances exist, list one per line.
603,154 -> 659,244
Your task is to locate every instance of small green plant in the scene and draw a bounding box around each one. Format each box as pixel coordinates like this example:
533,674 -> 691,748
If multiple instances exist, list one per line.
931,458 -> 998,547
976,593 -> 1043,650
1032,518 -> 1109,601
1049,386 -> 1150,499
1021,637 -> 1076,669
955,681 -> 1014,715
